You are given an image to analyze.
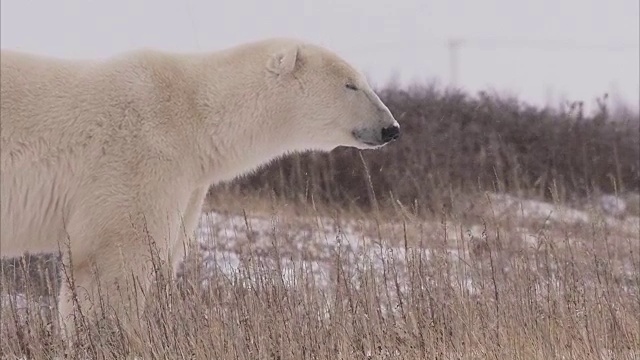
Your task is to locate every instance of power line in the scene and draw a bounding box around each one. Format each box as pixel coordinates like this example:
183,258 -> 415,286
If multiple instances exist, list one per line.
448,38 -> 463,86
454,37 -> 639,51
183,0 -> 201,50
352,37 -> 639,54
446,36 -> 639,87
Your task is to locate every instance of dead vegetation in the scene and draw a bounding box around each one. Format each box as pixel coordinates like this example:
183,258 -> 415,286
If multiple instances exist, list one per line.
226,85 -> 639,213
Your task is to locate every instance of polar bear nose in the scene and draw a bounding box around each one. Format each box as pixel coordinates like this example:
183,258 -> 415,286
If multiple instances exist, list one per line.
381,125 -> 400,143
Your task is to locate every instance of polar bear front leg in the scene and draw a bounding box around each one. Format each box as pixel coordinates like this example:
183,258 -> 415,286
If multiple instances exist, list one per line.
57,203 -> 180,345
172,186 -> 209,276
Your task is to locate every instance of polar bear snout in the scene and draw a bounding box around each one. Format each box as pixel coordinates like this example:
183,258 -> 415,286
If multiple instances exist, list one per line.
381,125 -> 400,143
351,122 -> 400,148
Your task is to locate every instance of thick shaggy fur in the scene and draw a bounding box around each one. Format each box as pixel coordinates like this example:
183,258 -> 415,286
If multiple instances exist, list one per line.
0,38 -> 399,337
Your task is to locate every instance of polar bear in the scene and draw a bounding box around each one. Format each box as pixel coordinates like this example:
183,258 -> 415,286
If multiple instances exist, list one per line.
0,38 -> 399,337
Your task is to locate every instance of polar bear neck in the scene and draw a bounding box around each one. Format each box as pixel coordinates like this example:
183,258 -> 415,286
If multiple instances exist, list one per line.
176,50 -> 301,186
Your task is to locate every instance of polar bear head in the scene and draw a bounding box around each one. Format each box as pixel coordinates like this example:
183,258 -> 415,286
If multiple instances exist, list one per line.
263,40 -> 400,152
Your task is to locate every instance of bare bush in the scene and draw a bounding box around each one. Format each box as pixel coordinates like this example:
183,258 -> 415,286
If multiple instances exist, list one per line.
225,84 -> 639,213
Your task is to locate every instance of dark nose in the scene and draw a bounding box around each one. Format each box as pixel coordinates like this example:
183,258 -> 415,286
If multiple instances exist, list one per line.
381,125 -> 400,143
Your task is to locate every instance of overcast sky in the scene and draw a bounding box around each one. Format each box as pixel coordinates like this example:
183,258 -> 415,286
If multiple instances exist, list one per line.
2,0 -> 638,112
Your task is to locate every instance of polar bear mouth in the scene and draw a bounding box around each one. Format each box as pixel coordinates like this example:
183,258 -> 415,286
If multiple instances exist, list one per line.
358,139 -> 385,148
352,125 -> 400,148
352,129 -> 379,146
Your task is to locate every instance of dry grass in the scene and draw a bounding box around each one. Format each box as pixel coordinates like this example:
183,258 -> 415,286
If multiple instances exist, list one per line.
2,192 -> 639,359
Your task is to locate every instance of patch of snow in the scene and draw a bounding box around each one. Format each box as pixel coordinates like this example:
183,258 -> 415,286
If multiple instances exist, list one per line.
489,193 -> 591,224
1,293 -> 52,319
599,194 -> 627,218
191,210 -> 471,309
1,293 -> 30,310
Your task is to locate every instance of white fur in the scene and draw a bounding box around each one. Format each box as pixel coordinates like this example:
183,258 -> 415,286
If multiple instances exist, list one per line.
0,38 -> 399,335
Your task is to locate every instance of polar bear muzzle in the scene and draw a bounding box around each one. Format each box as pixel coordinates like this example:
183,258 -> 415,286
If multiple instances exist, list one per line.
381,125 -> 400,143
352,123 -> 400,148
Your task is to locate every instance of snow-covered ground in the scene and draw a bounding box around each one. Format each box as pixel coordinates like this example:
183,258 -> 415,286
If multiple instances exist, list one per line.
3,193 -> 639,314
184,192 -> 639,293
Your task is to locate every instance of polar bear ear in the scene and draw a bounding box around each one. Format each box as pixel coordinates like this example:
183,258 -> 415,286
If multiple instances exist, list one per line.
266,46 -> 300,75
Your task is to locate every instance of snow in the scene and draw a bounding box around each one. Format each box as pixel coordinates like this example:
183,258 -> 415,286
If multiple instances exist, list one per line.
3,192 -> 638,317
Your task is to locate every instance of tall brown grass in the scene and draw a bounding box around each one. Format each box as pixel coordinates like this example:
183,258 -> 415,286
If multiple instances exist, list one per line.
2,196 -> 639,359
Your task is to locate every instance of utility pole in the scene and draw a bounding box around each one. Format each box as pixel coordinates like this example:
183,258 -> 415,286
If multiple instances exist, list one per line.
448,38 -> 463,87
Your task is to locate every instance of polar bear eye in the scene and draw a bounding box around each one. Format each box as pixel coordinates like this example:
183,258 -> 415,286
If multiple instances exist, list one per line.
345,83 -> 359,91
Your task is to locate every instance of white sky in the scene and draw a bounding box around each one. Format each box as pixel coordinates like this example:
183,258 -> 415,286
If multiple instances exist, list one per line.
2,0 -> 638,112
